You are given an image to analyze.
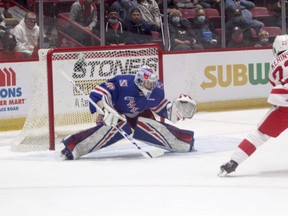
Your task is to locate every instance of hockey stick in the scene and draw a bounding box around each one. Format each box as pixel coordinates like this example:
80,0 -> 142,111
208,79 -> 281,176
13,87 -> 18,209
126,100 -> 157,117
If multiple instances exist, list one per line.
60,70 -> 164,158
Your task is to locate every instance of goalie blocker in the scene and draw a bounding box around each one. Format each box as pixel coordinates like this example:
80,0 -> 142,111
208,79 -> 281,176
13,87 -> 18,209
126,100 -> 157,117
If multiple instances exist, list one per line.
61,117 -> 194,160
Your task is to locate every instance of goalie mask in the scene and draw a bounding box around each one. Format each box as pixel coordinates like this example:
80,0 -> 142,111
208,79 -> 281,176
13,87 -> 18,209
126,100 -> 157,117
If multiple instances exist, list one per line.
134,65 -> 158,97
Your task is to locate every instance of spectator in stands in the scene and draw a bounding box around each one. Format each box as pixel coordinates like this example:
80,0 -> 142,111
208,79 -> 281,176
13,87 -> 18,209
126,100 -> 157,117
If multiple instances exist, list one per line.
272,0 -> 288,28
227,26 -> 253,48
191,8 -> 219,49
68,0 -> 98,46
43,2 -> 57,37
254,29 -> 271,47
184,0 -> 202,11
0,32 -> 24,59
198,0 -> 220,10
158,0 -> 180,15
225,0 -> 264,33
175,0 -> 202,11
2,2 -> 13,19
111,0 -> 138,23
69,0 -> 98,32
11,12 -> 39,58
136,0 -> 162,31
124,7 -> 154,44
94,0 -> 111,21
95,6 -> 128,45
168,9 -> 203,50
225,9 -> 252,46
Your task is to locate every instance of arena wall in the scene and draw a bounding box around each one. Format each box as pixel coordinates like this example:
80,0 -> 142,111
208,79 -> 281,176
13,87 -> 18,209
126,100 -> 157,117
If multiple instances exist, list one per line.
0,48 -> 273,130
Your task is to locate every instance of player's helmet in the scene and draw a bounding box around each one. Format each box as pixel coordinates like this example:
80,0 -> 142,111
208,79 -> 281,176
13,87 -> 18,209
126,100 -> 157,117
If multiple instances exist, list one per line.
134,65 -> 158,97
273,34 -> 288,56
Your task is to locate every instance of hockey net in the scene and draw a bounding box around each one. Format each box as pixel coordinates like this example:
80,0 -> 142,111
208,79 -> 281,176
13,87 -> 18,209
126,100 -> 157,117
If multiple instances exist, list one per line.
12,44 -> 163,151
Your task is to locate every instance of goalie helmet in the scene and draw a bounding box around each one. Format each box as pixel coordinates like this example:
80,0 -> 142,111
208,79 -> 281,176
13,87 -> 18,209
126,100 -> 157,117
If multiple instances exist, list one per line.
134,65 -> 158,97
273,34 -> 288,56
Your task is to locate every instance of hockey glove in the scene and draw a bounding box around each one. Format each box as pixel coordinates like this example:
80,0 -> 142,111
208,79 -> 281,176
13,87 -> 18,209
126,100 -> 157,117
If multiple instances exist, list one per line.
102,96 -> 126,126
169,94 -> 197,123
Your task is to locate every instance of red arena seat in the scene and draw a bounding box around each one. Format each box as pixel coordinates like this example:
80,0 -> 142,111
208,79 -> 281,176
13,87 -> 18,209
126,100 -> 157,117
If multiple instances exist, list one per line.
179,8 -> 195,22
204,8 -> 221,28
251,7 -> 274,26
261,26 -> 282,38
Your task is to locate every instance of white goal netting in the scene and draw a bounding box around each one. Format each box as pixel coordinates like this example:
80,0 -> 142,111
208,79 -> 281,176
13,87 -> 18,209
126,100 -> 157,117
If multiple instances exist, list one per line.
12,45 -> 162,151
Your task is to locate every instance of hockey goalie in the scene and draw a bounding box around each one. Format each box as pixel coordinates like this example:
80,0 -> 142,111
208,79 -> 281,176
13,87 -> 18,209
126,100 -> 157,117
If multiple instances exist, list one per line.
60,65 -> 196,160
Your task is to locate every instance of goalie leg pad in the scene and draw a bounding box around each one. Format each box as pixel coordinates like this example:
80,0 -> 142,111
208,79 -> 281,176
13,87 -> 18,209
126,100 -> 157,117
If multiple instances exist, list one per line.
133,117 -> 194,152
62,121 -> 132,159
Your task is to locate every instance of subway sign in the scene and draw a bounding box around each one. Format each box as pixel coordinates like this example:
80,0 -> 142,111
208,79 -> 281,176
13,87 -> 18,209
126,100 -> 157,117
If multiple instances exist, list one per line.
201,63 -> 270,89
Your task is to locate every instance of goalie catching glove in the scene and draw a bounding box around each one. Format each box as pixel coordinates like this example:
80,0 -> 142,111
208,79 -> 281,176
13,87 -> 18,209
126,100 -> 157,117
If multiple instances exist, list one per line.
168,94 -> 197,123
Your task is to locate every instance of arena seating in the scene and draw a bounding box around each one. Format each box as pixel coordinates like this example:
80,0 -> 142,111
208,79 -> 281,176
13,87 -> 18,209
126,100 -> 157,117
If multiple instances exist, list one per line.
251,26 -> 282,43
261,26 -> 282,41
178,0 -> 195,8
251,6 -> 274,27
26,0 -> 74,16
179,8 -> 195,22
204,8 -> 221,28
56,13 -> 101,47
151,31 -> 163,47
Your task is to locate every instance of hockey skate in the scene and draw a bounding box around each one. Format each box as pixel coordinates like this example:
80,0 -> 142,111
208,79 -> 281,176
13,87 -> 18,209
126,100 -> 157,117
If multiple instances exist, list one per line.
59,148 -> 73,160
218,160 -> 238,177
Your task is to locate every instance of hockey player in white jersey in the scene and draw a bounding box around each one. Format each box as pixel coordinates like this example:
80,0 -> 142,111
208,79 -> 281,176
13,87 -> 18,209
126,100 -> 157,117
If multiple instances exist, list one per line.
219,35 -> 288,176
60,65 -> 197,160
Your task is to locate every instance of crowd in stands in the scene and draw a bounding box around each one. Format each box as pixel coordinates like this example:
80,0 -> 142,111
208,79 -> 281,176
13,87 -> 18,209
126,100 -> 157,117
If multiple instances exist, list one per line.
0,0 -> 287,60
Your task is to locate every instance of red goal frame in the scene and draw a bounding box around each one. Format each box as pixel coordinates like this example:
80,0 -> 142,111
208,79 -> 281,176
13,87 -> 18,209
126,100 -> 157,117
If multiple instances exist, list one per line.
45,44 -> 163,150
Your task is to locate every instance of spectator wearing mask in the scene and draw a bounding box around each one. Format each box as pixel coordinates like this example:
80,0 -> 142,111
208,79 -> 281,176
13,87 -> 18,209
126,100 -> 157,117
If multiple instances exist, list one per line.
168,9 -> 203,50
191,8 -> 219,49
11,12 -> 39,58
95,6 -> 128,45
254,29 -> 271,47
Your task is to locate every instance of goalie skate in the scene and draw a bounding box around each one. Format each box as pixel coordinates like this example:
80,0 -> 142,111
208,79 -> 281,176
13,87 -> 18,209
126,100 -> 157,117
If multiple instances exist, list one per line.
218,160 -> 238,177
59,148 -> 74,160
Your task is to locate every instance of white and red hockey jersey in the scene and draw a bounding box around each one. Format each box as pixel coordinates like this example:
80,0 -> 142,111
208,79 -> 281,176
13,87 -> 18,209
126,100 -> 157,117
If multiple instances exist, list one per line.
268,50 -> 288,107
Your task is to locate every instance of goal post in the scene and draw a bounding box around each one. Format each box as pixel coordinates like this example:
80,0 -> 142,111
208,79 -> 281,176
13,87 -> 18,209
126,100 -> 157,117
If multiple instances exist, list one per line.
13,44 -> 163,151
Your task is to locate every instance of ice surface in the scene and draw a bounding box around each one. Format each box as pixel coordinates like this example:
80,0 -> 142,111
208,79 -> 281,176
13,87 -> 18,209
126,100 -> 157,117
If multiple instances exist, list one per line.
1,108 -> 288,216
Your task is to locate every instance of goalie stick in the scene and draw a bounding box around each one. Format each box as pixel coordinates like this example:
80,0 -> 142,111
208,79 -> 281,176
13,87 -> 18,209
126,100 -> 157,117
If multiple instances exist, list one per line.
60,70 -> 164,159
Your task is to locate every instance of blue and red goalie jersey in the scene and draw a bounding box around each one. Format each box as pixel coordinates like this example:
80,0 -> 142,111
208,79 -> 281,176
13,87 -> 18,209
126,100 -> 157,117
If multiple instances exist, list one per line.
89,74 -> 170,119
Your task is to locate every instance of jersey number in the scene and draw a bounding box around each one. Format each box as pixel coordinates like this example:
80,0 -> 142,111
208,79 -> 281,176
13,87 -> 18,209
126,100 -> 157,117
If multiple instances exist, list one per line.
271,60 -> 288,85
